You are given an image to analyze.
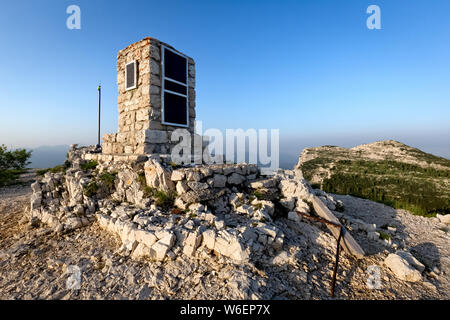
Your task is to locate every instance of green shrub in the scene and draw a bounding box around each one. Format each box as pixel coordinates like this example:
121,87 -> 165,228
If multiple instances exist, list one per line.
81,160 -> 98,171
169,161 -> 179,168
253,202 -> 263,210
49,165 -> 65,173
143,186 -> 155,198
253,190 -> 265,200
136,171 -> 156,198
36,163 -> 68,177
304,158 -> 450,217
0,144 -> 32,171
36,168 -> 49,176
153,190 -> 175,209
0,169 -> 25,187
379,231 -> 391,241
99,172 -> 117,190
136,172 -> 146,185
0,145 -> 32,186
64,160 -> 71,168
84,181 -> 99,197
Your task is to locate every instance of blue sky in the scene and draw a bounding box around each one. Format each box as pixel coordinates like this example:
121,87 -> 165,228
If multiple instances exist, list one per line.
0,0 -> 449,167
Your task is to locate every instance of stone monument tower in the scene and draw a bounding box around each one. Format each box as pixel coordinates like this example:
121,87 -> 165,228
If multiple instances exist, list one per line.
102,37 -> 196,156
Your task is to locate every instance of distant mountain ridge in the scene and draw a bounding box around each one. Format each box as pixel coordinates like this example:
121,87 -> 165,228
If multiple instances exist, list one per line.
297,140 -> 450,217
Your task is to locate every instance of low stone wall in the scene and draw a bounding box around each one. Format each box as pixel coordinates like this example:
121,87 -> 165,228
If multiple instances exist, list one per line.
29,168 -> 97,233
29,144 -> 347,264
83,151 -> 148,164
95,202 -> 266,264
101,129 -> 186,155
166,163 -> 259,209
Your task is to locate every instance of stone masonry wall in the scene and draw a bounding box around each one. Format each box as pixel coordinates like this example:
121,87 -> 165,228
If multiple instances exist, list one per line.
102,37 -> 196,155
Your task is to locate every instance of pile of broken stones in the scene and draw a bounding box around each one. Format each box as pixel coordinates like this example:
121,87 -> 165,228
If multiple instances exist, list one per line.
27,145 -> 438,298
29,145 -> 319,265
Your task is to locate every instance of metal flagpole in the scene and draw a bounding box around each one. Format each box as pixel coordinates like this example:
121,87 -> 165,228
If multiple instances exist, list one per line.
97,85 -> 101,147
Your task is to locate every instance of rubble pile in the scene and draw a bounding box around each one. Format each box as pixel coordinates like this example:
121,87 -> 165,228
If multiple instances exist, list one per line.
24,144 -> 446,299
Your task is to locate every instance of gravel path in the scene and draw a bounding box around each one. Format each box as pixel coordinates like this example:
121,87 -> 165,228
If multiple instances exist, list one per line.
333,194 -> 450,298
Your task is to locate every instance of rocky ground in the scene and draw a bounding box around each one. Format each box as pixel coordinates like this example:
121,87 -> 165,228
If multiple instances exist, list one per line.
297,140 -> 450,171
0,171 -> 449,300
297,140 -> 450,192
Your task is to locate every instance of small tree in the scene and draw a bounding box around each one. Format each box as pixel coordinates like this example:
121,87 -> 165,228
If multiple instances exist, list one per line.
0,144 -> 32,186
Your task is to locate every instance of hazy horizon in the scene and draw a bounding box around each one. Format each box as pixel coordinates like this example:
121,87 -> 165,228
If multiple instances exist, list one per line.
1,1 -> 449,167
22,133 -> 450,170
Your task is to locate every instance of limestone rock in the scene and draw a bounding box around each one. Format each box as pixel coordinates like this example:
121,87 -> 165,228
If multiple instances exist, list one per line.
241,227 -> 258,242
236,204 -> 254,215
251,199 -> 275,217
288,211 -> 301,223
202,229 -> 216,250
227,173 -> 245,185
31,182 -> 41,193
249,178 -> 277,189
280,197 -> 296,211
396,251 -> 425,273
213,174 -> 227,188
182,231 -> 202,257
214,231 -> 249,263
199,167 -> 213,178
187,181 -> 209,192
150,233 -> 175,261
185,171 -> 202,182
171,170 -> 185,181
256,224 -> 278,238
135,230 -> 157,248
437,214 -> 450,225
174,198 -> 187,210
229,193 -> 245,209
176,181 -> 190,195
131,243 -> 150,259
178,189 -> 216,207
272,251 -> 289,265
64,217 -> 83,230
144,159 -> 174,193
384,252 -> 423,282
188,203 -> 205,213
30,192 -> 42,211
295,199 -> 310,214
223,166 -> 235,176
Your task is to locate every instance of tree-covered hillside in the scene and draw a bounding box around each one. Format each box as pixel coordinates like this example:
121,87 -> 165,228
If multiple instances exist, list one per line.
299,141 -> 450,217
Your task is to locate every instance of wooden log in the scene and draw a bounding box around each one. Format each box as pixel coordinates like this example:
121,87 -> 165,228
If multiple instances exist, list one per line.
311,195 -> 365,258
